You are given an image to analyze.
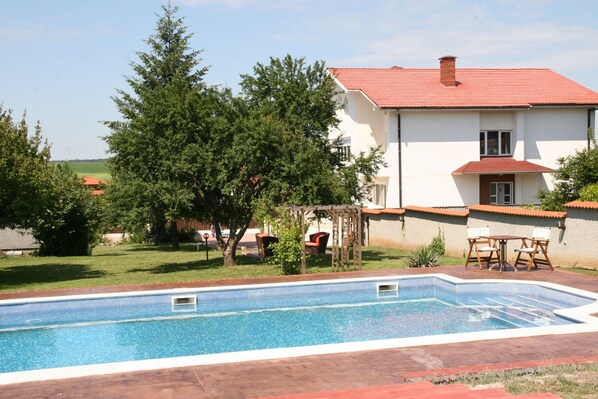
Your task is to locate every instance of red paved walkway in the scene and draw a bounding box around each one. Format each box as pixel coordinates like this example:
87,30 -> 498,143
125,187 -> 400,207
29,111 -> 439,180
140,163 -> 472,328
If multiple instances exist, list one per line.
0,266 -> 597,399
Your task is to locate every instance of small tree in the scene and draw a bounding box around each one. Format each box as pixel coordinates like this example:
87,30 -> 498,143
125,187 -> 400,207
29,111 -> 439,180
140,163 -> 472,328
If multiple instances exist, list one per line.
33,165 -> 102,256
538,147 -> 598,210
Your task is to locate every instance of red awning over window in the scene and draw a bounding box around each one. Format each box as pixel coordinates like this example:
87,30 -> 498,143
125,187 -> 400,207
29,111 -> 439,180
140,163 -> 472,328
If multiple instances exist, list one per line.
452,158 -> 554,175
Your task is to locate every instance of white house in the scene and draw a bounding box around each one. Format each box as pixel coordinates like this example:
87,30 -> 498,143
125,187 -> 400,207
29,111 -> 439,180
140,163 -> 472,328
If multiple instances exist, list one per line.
329,56 -> 598,208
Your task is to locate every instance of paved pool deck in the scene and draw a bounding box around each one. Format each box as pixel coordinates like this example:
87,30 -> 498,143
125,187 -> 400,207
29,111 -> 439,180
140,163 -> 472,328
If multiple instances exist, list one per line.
1,265 -> 597,399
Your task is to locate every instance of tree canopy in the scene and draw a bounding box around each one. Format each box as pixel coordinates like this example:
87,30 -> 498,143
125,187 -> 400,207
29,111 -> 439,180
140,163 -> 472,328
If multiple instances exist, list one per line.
539,146 -> 598,210
0,106 -> 52,229
1,106 -> 101,255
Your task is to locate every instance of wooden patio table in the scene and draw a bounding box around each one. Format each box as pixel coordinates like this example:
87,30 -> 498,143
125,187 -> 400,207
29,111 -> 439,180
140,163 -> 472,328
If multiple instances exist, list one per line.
481,235 -> 527,272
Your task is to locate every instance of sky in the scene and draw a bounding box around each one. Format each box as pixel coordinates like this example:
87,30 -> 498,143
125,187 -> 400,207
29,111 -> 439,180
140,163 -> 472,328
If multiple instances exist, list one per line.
1,0 -> 598,161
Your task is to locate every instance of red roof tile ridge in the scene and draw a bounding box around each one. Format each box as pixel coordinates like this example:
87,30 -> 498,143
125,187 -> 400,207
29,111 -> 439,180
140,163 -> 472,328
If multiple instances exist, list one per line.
405,205 -> 469,217
565,200 -> 598,210
469,205 -> 567,219
329,67 -> 552,71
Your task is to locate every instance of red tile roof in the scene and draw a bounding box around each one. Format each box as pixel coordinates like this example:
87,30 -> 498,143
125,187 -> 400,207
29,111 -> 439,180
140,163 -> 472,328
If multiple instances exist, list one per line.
329,67 -> 598,109
452,158 -> 554,175
362,208 -> 405,215
405,205 -> 469,217
565,200 -> 598,210
469,204 -> 567,219
81,176 -> 108,186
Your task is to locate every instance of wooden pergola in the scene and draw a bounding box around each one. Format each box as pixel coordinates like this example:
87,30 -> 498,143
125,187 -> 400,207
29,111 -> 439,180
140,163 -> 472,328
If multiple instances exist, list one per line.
279,205 -> 362,273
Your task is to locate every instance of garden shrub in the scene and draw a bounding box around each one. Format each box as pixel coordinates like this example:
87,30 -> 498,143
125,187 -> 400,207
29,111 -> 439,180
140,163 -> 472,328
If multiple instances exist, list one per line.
407,244 -> 439,268
268,214 -> 303,275
429,229 -> 445,256
33,164 -> 101,256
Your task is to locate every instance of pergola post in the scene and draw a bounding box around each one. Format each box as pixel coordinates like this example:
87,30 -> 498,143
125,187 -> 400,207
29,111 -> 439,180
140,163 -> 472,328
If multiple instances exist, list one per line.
300,208 -> 306,274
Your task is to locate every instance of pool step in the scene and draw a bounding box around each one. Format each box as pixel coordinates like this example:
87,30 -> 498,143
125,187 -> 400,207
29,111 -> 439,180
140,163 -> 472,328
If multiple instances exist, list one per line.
485,298 -> 556,325
250,381 -> 563,398
465,294 -> 561,328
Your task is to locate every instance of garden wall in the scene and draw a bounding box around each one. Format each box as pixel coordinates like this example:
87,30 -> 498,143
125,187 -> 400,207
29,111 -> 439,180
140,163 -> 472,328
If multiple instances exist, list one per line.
364,201 -> 598,268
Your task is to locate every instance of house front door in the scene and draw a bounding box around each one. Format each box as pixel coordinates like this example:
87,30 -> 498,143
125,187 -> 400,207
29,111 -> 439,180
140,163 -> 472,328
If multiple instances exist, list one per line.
479,174 -> 515,205
491,182 -> 513,205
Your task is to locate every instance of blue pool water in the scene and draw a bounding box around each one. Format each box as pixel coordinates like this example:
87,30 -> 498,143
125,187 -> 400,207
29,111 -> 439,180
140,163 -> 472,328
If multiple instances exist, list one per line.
0,276 -> 594,374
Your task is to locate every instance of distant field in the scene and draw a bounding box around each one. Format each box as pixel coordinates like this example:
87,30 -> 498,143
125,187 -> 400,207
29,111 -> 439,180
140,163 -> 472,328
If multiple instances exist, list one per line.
63,160 -> 111,181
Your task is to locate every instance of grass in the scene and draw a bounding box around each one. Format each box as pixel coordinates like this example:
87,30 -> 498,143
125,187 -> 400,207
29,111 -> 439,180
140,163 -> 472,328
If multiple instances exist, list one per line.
558,267 -> 598,277
62,159 -> 111,181
432,363 -> 598,399
0,244 -> 463,293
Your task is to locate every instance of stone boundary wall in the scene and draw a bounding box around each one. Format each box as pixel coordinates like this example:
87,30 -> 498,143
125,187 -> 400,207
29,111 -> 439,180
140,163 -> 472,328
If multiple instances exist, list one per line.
364,201 -> 598,268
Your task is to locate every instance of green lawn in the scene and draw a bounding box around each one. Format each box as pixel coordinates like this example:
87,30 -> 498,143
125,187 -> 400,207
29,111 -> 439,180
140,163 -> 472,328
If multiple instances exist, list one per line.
62,159 -> 111,181
0,244 -> 463,293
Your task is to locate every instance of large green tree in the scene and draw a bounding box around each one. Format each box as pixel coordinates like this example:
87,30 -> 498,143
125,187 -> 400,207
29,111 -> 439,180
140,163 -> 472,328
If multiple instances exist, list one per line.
194,55 -> 384,266
538,146 -> 598,210
0,107 -> 52,229
105,4 -> 205,249
240,55 -> 385,216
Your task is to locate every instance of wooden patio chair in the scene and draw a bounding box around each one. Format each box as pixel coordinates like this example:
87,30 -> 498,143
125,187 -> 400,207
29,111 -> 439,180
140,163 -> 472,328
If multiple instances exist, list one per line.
514,227 -> 554,271
465,227 -> 500,269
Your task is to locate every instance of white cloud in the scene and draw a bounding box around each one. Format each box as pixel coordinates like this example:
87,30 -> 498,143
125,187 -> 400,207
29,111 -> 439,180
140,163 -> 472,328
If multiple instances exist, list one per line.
323,2 -> 598,74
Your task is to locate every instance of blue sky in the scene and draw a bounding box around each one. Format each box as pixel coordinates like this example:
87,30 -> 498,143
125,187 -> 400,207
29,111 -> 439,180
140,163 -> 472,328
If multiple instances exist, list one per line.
1,0 -> 597,160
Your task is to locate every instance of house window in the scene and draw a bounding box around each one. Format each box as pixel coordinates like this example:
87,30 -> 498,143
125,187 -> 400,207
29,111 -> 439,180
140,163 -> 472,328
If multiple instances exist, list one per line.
480,131 -> 511,156
490,182 -> 512,205
373,184 -> 386,207
336,138 -> 351,162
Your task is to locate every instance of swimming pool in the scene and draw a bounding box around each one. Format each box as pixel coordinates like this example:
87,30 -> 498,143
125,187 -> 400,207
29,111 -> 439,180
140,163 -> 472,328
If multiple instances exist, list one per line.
1,274 -> 597,384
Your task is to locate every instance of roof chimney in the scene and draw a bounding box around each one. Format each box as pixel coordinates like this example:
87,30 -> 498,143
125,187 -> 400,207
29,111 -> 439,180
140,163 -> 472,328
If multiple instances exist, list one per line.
439,55 -> 457,87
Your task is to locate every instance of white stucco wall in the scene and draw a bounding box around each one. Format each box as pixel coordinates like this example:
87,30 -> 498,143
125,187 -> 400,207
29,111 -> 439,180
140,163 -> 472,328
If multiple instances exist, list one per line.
480,111 -> 515,131
400,111 -> 480,206
524,108 -> 588,166
523,108 -> 588,191
332,91 -> 385,151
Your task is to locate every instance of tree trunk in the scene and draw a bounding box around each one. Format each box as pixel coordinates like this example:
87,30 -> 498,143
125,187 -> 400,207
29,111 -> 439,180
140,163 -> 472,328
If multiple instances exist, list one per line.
223,244 -> 237,267
169,220 -> 179,250
152,219 -> 168,245
216,218 -> 250,267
